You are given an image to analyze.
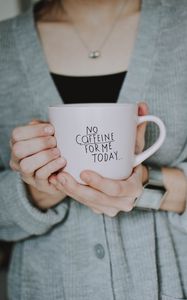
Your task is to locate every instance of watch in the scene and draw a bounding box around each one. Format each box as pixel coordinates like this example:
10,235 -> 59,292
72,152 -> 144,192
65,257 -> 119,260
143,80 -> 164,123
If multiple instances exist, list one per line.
134,166 -> 168,210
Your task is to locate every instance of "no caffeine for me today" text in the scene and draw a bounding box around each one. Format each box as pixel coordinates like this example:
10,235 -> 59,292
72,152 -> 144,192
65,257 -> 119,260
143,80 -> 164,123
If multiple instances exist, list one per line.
75,126 -> 120,163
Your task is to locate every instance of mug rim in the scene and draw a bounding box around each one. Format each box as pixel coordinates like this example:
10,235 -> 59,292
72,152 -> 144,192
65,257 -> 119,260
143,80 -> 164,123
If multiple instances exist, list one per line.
49,102 -> 138,108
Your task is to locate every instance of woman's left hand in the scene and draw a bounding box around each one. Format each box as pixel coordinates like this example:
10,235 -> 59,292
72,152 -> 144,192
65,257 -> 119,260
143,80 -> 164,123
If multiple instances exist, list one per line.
49,102 -> 148,216
50,165 -> 144,216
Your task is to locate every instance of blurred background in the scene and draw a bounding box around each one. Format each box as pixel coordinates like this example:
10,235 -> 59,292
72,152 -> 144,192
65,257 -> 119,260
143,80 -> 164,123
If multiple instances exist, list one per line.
0,0 -> 32,21
0,2 -> 35,299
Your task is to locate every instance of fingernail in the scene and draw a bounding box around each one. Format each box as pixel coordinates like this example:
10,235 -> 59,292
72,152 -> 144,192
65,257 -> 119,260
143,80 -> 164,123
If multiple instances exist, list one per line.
44,126 -> 54,134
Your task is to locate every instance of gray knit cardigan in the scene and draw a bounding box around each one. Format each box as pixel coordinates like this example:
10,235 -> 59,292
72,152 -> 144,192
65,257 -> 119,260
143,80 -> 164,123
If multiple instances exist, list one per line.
0,0 -> 187,299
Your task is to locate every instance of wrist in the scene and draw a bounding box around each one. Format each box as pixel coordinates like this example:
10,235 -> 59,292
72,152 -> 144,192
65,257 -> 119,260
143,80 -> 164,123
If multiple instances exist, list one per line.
26,184 -> 47,209
159,167 -> 187,213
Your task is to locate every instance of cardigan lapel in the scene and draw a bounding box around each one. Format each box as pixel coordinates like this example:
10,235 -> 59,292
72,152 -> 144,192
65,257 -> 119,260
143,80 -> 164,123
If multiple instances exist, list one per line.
14,8 -> 63,121
118,0 -> 162,104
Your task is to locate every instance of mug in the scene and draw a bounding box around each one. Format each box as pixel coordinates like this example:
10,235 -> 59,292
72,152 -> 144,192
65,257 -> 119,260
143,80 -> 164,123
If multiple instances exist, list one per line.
49,103 -> 166,184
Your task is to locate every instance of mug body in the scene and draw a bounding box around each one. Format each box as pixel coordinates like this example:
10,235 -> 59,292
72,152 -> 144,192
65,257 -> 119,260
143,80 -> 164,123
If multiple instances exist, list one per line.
49,103 -> 138,183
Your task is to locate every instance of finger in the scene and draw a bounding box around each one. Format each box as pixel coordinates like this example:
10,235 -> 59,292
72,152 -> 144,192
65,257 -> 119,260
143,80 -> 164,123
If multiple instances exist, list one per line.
55,172 -> 128,211
80,169 -> 142,198
12,136 -> 57,160
55,172 -> 96,204
54,173 -> 114,217
138,102 -> 149,116
49,174 -> 58,185
54,173 -> 128,215
55,177 -> 118,215
9,159 -> 20,171
114,196 -> 135,212
136,102 -> 149,153
19,148 -> 61,177
35,157 -> 66,181
34,157 -> 66,195
11,123 -> 54,143
135,124 -> 146,154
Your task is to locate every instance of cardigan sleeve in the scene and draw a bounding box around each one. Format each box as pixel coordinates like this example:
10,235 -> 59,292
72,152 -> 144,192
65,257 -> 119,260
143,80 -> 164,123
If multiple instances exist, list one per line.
0,17 -> 69,242
167,161 -> 187,234
0,157 -> 69,241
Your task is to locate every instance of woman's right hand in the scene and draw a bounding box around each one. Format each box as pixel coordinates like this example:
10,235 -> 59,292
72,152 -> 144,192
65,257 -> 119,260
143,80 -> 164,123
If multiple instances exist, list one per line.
9,121 -> 67,210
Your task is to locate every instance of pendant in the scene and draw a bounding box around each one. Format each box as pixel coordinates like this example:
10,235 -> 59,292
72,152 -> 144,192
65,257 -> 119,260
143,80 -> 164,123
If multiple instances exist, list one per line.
89,50 -> 101,59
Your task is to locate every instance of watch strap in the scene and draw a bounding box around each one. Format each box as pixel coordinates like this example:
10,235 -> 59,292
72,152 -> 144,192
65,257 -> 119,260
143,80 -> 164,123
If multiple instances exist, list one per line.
134,166 -> 168,210
134,186 -> 168,210
146,166 -> 165,187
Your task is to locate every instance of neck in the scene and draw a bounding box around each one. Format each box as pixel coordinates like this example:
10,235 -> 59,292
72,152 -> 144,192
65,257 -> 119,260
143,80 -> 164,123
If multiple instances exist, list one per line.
42,0 -> 141,24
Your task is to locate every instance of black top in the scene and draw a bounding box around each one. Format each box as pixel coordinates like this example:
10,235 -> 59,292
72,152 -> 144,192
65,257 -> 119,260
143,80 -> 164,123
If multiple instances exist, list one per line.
51,71 -> 127,104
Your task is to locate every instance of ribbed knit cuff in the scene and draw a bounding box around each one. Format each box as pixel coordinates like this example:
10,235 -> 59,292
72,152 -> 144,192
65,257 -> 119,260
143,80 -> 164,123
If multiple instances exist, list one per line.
1,171 -> 69,236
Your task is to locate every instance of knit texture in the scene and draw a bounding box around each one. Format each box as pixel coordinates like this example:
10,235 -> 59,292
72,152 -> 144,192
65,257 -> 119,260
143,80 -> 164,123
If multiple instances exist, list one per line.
0,0 -> 187,299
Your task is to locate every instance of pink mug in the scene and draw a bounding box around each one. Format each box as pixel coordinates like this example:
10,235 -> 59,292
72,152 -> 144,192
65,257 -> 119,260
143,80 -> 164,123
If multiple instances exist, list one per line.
49,103 -> 166,184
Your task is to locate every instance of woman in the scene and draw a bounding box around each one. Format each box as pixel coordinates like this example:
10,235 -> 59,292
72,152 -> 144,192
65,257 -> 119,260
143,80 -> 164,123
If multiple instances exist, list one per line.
0,0 -> 187,299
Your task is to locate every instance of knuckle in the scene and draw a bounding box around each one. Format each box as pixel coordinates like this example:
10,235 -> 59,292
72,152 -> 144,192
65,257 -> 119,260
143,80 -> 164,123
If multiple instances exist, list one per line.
20,159 -> 33,175
35,170 -> 45,180
9,160 -> 18,171
47,136 -> 56,148
49,148 -> 59,158
42,150 -> 53,163
12,143 -> 23,159
125,203 -> 134,212
53,159 -> 61,168
123,197 -> 135,212
12,127 -> 21,142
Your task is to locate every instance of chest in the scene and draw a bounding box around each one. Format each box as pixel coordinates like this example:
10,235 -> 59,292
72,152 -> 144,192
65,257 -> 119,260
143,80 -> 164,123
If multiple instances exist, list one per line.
37,13 -> 140,76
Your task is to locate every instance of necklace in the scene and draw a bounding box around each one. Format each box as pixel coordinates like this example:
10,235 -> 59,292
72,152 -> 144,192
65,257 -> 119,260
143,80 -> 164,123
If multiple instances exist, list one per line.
63,1 -> 128,59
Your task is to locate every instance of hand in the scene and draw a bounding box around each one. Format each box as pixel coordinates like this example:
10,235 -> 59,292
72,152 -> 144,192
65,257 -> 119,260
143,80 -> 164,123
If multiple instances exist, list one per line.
49,102 -> 149,216
50,165 -> 143,217
9,120 -> 67,210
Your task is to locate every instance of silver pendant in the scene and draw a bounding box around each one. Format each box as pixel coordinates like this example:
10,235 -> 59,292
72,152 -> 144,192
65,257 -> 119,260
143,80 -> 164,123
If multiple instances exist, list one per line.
89,50 -> 101,59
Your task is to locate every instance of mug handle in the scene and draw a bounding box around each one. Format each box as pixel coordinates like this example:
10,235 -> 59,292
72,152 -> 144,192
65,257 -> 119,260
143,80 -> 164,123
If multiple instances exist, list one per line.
133,115 -> 166,167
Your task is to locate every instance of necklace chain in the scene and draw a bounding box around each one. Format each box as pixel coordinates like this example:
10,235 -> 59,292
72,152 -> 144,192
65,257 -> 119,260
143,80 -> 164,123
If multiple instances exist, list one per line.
63,1 -> 128,59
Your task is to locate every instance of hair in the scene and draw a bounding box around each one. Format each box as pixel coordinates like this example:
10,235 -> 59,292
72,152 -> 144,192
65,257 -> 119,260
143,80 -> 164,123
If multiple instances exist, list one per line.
34,0 -> 62,21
